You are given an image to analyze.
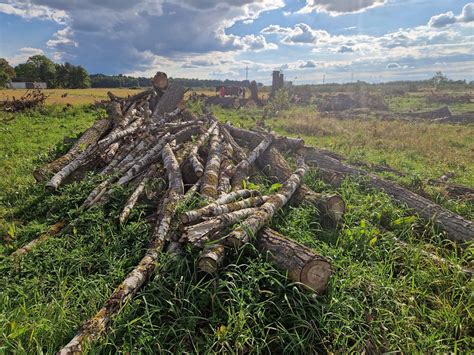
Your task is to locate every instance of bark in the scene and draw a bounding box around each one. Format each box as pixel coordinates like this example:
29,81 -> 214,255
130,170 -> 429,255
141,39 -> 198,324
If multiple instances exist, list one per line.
46,117 -> 144,191
189,121 -> 218,177
224,158 -> 307,248
11,221 -> 66,257
200,126 -> 221,199
224,124 -> 264,149
299,146 -> 474,243
214,189 -> 261,205
33,119 -> 111,181
198,244 -> 225,273
219,124 -> 247,161
119,164 -> 159,223
182,195 -> 270,224
153,82 -> 185,116
217,142 -> 234,196
116,133 -> 170,186
257,228 -> 332,294
60,143 -> 185,354
257,147 -> 345,223
231,135 -> 273,191
181,208 -> 258,247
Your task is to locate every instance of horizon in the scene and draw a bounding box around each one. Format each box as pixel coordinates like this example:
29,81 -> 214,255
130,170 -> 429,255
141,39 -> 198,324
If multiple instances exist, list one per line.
1,1 -> 473,85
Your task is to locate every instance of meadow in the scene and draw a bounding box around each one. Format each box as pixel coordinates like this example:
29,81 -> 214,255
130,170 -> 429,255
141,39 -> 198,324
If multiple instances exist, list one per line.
0,89 -> 472,353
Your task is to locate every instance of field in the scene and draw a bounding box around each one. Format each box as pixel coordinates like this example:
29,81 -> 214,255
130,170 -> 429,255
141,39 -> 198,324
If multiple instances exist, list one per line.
0,87 -> 473,353
0,88 -> 217,106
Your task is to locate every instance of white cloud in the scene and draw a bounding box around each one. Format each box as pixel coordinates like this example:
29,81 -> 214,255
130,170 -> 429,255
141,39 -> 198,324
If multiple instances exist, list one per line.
298,0 -> 387,16
261,23 -> 329,45
429,3 -> 474,28
6,47 -> 45,65
0,0 -> 283,74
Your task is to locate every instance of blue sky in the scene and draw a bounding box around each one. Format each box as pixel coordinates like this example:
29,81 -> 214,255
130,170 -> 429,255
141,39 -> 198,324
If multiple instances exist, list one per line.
0,0 -> 473,84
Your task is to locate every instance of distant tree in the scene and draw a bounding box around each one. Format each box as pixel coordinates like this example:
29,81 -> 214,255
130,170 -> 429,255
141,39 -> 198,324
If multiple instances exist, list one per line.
15,62 -> 39,82
0,58 -> 15,79
431,71 -> 448,88
0,70 -> 10,87
69,65 -> 91,88
0,58 -> 15,87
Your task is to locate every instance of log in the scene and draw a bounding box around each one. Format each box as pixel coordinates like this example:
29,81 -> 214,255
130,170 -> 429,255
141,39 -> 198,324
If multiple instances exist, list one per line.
217,142 -> 234,196
257,228 -> 332,294
197,244 -> 225,273
200,126 -> 221,199
182,195 -> 270,224
231,135 -> 273,191
181,207 -> 258,247
60,144 -> 183,354
189,121 -> 218,177
214,189 -> 261,205
219,124 -> 247,161
224,158 -> 307,248
153,82 -> 185,116
152,71 -> 169,91
257,147 -> 345,223
33,119 -> 111,181
11,221 -> 66,257
299,146 -> 474,243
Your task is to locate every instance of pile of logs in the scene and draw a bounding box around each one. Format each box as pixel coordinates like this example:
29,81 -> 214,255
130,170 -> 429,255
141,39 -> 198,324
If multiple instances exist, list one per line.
20,72 -> 343,354
0,89 -> 48,112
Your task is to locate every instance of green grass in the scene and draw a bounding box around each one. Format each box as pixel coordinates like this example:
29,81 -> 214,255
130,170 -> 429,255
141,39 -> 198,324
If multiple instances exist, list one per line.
0,103 -> 473,353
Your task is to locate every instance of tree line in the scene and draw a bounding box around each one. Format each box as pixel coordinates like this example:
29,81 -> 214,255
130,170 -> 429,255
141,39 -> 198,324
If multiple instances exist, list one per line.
0,55 -> 91,89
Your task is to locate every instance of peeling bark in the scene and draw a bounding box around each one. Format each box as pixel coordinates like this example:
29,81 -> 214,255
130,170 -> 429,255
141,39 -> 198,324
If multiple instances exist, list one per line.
224,158 -> 307,248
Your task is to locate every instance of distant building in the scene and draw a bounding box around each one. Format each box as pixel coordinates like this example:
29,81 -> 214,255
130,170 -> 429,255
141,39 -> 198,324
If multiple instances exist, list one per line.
8,82 -> 47,89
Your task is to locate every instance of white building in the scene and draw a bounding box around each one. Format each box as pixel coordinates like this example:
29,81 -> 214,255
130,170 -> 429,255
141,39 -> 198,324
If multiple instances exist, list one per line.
8,82 -> 47,89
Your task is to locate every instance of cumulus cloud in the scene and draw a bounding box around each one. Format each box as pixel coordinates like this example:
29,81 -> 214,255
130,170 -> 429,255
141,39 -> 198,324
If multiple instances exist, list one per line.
0,0 -> 282,73
261,23 -> 329,45
429,3 -> 474,27
6,47 -> 45,65
299,60 -> 317,68
298,0 -> 387,16
337,45 -> 354,53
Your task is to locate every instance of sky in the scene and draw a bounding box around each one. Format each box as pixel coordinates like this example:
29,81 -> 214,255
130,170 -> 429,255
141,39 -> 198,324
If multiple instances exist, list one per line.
0,0 -> 473,84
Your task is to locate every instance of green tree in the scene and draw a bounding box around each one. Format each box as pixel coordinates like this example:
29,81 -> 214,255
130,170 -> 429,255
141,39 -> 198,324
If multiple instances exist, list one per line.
27,55 -> 57,87
0,58 -> 15,79
0,69 -> 10,87
14,62 -> 39,81
431,71 -> 448,89
69,65 -> 90,88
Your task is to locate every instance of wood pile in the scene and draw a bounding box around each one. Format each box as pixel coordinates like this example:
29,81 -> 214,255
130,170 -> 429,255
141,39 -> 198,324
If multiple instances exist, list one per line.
16,72 -> 343,353
0,89 -> 48,112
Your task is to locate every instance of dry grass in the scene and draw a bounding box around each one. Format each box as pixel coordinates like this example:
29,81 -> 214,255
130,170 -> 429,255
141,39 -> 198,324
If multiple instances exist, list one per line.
271,107 -> 474,186
0,87 -> 218,106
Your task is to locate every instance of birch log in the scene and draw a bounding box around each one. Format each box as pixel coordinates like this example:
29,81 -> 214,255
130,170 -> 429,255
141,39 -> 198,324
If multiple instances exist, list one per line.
231,135 -> 273,191
200,126 -> 221,199
189,121 -> 218,177
224,158 -> 308,248
33,119 -> 111,181
59,145 -> 183,355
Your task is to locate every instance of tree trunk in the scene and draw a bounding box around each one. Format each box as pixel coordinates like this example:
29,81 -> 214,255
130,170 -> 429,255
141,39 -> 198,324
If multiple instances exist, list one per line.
257,228 -> 332,294
299,146 -> 474,243
152,71 -> 169,91
200,126 -> 221,199
33,119 -> 111,181
198,244 -> 225,273
11,221 -> 66,257
257,147 -> 345,224
231,136 -> 273,191
153,82 -> 185,116
224,158 -> 307,248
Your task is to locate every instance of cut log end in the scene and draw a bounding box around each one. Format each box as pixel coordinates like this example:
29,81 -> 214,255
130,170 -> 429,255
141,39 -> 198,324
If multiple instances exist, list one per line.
198,244 -> 225,273
325,195 -> 346,223
300,258 -> 332,294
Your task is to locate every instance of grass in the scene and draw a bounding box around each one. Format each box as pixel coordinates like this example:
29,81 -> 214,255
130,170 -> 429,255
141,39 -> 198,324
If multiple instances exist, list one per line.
0,87 -> 217,106
0,100 -> 473,353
